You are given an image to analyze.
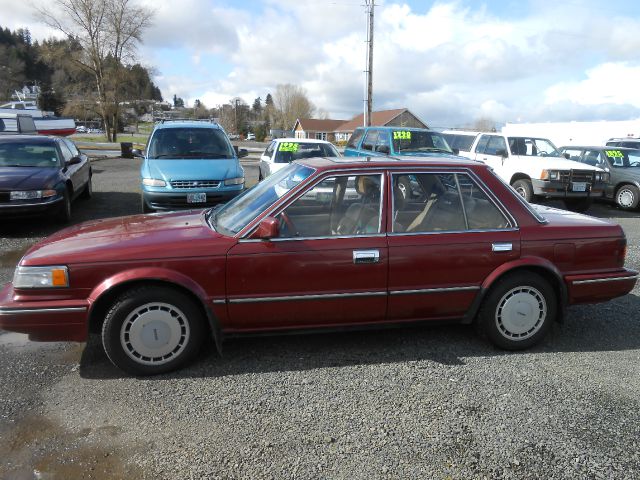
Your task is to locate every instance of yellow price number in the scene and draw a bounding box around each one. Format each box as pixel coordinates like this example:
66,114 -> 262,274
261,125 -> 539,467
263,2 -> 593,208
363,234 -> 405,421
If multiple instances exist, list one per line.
393,131 -> 412,140
279,142 -> 299,152
605,150 -> 624,158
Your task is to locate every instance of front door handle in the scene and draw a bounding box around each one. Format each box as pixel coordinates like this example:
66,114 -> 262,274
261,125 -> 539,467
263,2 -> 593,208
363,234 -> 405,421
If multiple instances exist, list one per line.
353,250 -> 380,264
492,242 -> 513,252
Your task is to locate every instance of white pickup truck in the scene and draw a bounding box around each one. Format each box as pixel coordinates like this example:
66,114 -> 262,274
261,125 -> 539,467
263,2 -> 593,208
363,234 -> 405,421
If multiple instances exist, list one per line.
442,131 -> 609,212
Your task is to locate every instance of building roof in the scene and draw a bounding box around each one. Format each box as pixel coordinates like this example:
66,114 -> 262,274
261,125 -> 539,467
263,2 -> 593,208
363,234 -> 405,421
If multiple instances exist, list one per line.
335,108 -> 408,132
294,118 -> 346,132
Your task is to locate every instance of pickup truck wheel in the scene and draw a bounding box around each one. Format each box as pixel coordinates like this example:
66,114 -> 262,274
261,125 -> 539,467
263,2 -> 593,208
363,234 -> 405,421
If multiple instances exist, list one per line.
615,185 -> 640,210
102,286 -> 205,375
478,272 -> 556,350
512,179 -> 533,202
563,198 -> 592,213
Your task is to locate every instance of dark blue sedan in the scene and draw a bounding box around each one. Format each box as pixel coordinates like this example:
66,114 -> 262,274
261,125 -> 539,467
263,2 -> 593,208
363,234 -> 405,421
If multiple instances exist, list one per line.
0,135 -> 92,222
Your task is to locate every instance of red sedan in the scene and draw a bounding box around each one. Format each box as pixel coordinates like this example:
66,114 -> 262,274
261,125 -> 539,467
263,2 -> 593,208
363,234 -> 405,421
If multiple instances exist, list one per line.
1,157 -> 637,375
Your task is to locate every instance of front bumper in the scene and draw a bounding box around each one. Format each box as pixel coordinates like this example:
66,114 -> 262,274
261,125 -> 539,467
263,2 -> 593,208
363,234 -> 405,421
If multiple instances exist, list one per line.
142,187 -> 243,211
0,283 -> 88,341
0,195 -> 63,218
531,179 -> 606,198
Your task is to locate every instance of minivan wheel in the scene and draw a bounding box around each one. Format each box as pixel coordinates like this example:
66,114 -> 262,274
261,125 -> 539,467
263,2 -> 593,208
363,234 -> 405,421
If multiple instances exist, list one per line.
478,272 -> 556,350
102,286 -> 205,375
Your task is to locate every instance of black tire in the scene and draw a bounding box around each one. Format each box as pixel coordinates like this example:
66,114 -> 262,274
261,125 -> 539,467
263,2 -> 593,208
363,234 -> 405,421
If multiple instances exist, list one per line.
477,272 -> 556,350
141,195 -> 154,213
80,174 -> 93,199
512,179 -> 534,202
101,286 -> 205,375
56,189 -> 72,223
563,198 -> 592,213
258,169 -> 264,182
615,184 -> 640,210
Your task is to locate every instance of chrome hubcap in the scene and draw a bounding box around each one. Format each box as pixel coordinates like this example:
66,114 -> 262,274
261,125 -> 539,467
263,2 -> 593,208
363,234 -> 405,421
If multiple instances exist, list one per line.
617,189 -> 634,208
515,186 -> 527,199
121,302 -> 190,365
496,286 -> 546,340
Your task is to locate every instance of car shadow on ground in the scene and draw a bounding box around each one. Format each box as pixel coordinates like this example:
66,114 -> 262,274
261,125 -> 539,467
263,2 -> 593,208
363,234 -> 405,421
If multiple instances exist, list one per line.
78,292 -> 640,380
0,192 -> 142,240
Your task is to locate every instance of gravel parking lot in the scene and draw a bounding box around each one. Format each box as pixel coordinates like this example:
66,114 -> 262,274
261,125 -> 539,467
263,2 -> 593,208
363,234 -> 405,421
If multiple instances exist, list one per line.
1,156 -> 639,479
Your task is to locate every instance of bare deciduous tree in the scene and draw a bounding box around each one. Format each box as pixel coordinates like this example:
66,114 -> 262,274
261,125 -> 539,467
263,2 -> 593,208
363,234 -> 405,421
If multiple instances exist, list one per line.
36,0 -> 153,141
273,84 -> 315,131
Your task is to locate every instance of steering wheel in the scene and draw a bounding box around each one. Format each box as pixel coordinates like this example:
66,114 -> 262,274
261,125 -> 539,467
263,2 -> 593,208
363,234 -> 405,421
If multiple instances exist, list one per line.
538,151 -> 548,157
279,212 -> 298,236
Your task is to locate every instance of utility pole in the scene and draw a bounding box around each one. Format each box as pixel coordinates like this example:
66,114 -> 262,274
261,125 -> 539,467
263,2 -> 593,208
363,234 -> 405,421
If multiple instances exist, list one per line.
364,1 -> 375,126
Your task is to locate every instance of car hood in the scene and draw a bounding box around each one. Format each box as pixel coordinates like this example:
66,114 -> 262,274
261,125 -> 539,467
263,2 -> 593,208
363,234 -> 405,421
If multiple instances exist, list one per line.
20,210 -> 236,266
516,156 -> 603,171
145,158 -> 240,181
0,167 -> 58,190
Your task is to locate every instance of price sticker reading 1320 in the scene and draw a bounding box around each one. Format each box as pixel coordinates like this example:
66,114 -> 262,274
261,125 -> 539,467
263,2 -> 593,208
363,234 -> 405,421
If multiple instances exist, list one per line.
279,142 -> 299,152
393,131 -> 411,140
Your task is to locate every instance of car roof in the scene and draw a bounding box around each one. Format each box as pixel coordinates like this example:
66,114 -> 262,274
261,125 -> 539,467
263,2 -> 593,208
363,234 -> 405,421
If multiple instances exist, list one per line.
297,155 -> 482,170
354,126 -> 432,132
441,130 -> 481,136
273,138 -> 333,144
152,121 -> 223,131
0,135 -> 57,144
560,145 -> 640,151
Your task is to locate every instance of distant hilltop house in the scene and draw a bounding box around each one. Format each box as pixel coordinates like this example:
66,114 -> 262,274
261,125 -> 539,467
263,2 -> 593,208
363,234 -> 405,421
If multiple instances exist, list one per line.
293,108 -> 428,143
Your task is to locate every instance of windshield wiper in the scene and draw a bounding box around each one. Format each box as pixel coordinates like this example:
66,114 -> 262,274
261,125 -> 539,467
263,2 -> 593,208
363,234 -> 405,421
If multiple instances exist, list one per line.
181,152 -> 230,159
205,204 -> 223,230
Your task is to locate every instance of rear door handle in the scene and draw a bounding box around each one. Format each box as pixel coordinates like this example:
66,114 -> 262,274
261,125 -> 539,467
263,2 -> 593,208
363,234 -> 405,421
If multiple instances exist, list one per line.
492,242 -> 513,252
353,250 -> 380,264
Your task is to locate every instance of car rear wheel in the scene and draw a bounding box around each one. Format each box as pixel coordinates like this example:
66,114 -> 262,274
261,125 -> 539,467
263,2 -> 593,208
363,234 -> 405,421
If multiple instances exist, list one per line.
615,185 -> 639,210
101,286 -> 205,375
478,272 -> 556,350
511,179 -> 533,202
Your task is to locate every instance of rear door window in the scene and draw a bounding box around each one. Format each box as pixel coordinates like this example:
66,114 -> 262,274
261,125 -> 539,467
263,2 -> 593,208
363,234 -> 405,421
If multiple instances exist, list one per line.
361,130 -> 379,152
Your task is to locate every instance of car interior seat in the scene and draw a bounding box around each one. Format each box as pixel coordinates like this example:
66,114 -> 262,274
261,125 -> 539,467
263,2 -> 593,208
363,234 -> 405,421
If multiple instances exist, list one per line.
336,176 -> 380,235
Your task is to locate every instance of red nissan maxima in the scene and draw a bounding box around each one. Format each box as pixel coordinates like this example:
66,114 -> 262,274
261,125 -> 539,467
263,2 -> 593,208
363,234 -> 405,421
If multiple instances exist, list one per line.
0,157 -> 637,375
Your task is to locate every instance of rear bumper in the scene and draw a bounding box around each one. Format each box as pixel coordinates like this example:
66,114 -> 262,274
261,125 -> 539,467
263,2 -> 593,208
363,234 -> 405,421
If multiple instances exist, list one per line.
565,269 -> 638,304
0,283 -> 88,342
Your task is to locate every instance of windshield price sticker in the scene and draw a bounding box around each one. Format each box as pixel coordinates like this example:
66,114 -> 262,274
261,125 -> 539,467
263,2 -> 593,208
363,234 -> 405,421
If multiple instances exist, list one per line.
605,150 -> 624,158
393,131 -> 412,140
279,142 -> 299,152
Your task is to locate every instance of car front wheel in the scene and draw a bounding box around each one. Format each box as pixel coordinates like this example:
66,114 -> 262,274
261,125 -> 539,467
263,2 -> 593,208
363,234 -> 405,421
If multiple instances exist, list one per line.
56,189 -> 72,223
511,179 -> 533,202
478,272 -> 556,350
615,184 -> 640,210
102,286 -> 205,375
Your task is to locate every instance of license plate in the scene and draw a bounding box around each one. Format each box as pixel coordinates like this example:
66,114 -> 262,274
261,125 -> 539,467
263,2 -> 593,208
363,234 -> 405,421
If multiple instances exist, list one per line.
572,182 -> 587,192
187,192 -> 206,203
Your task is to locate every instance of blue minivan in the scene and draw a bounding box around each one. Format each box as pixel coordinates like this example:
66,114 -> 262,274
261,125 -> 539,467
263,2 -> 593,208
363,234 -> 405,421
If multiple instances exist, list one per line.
137,121 -> 247,212
344,126 -> 457,157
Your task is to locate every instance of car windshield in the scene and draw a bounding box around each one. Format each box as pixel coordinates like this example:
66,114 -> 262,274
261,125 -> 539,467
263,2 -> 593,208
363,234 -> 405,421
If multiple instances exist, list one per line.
0,141 -> 59,167
147,128 -> 234,159
208,163 -> 315,235
274,142 -> 339,163
605,149 -> 640,168
508,137 -> 562,157
392,130 -> 452,154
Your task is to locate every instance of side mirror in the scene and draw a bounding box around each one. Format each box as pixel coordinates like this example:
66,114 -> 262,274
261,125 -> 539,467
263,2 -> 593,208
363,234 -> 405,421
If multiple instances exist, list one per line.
132,148 -> 144,158
251,216 -> 279,240
238,148 -> 249,158
377,145 -> 390,154
66,156 -> 82,166
563,153 -> 570,159
495,148 -> 508,158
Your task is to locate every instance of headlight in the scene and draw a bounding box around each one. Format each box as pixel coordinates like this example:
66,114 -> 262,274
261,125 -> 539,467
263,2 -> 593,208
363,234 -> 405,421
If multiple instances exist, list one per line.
540,170 -> 560,181
10,190 -> 57,200
13,266 -> 69,288
142,178 -> 166,187
224,177 -> 244,186
595,172 -> 610,182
